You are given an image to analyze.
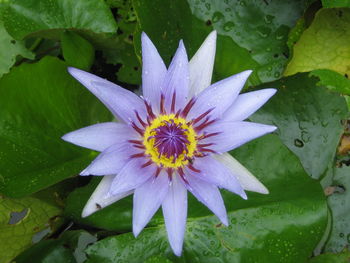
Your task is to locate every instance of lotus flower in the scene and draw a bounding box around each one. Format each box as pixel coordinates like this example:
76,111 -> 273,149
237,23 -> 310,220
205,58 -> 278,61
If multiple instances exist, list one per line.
62,31 -> 276,256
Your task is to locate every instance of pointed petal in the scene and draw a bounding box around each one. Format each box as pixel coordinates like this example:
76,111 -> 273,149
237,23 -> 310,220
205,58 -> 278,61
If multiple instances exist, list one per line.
141,32 -> 167,109
80,144 -> 135,176
189,31 -> 217,97
162,175 -> 187,256
188,70 -> 252,120
68,67 -> 146,123
204,121 -> 277,153
163,41 -> 189,112
186,156 -> 246,199
185,174 -> 228,225
213,153 -> 269,194
110,158 -> 156,195
82,175 -> 133,217
133,172 -> 170,237
62,122 -> 138,152
223,89 -> 277,121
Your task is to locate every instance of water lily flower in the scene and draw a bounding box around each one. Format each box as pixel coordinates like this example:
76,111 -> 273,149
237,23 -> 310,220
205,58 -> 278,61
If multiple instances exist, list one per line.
62,31 -> 276,256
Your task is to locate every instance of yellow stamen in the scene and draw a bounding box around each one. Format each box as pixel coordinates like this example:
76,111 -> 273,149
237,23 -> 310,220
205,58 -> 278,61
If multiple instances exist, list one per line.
143,114 -> 197,168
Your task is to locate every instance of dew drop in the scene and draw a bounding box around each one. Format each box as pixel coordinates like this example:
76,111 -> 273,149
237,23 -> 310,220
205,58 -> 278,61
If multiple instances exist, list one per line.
294,139 -> 304,147
223,21 -> 235,31
264,14 -> 275,24
205,2 -> 211,10
212,12 -> 224,23
257,26 -> 271,38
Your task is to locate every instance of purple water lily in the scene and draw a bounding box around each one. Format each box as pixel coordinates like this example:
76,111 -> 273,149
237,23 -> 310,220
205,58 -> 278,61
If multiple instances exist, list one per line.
62,31 -> 276,256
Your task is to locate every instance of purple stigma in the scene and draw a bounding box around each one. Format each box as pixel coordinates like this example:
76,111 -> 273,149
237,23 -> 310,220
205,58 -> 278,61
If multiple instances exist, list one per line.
151,120 -> 189,161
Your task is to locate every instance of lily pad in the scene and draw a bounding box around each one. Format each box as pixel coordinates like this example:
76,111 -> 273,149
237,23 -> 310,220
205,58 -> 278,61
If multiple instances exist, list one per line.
285,8 -> 350,77
0,56 -> 111,197
84,135 -> 327,262
0,193 -> 62,263
324,166 -> 350,252
251,73 -> 348,179
1,0 -> 117,40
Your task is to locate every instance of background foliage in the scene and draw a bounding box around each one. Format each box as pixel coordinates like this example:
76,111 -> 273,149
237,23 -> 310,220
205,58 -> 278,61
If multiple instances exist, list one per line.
0,0 -> 349,262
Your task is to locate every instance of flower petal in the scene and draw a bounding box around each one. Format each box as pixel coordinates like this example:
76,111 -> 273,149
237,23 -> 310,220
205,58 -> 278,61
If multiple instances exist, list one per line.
162,175 -> 187,256
68,67 -> 146,123
213,153 -> 269,194
82,175 -> 133,217
189,31 -> 217,97
188,70 -> 252,120
184,174 -> 228,225
162,40 -> 189,112
223,89 -> 277,122
204,121 -> 277,153
141,32 -> 167,110
62,122 -> 138,152
110,158 -> 156,195
133,172 -> 170,237
80,143 -> 136,176
186,156 -> 246,199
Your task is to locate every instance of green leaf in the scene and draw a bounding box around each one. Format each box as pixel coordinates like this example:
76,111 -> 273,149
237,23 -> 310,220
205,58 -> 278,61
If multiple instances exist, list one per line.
84,135 -> 327,262
1,0 -> 117,40
15,230 -> 97,263
285,8 -> 350,77
322,0 -> 350,8
0,56 -> 111,197
187,0 -> 312,83
324,166 -> 350,252
309,250 -> 350,263
0,193 -> 62,263
251,73 -> 348,179
0,21 -> 34,78
102,1 -> 141,84
134,0 -> 312,85
310,69 -> 350,95
61,31 -> 95,70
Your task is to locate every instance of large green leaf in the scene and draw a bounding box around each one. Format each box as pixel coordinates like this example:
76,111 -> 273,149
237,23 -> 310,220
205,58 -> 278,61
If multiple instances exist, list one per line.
1,0 -> 117,40
324,166 -> 350,252
0,21 -> 33,78
310,69 -> 350,95
84,135 -> 327,262
285,8 -> 350,77
133,0 -> 311,85
61,31 -> 95,71
0,56 -> 111,197
251,73 -> 348,179
0,192 -> 62,263
322,0 -> 350,8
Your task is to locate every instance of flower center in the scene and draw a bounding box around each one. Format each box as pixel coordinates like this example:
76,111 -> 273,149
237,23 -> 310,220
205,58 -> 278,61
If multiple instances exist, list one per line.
143,114 -> 197,168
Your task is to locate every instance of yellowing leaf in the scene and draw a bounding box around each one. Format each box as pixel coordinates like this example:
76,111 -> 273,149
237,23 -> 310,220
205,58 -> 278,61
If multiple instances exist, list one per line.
0,195 -> 61,263
285,9 -> 350,77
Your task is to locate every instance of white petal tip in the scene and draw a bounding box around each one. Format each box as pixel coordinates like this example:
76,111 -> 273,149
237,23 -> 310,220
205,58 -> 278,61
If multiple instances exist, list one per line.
67,66 -> 78,75
61,133 -> 70,142
80,169 -> 90,176
241,191 -> 248,200
260,187 -> 269,194
172,247 -> 183,257
270,125 -> 278,132
221,217 -> 229,226
133,227 -> 141,238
